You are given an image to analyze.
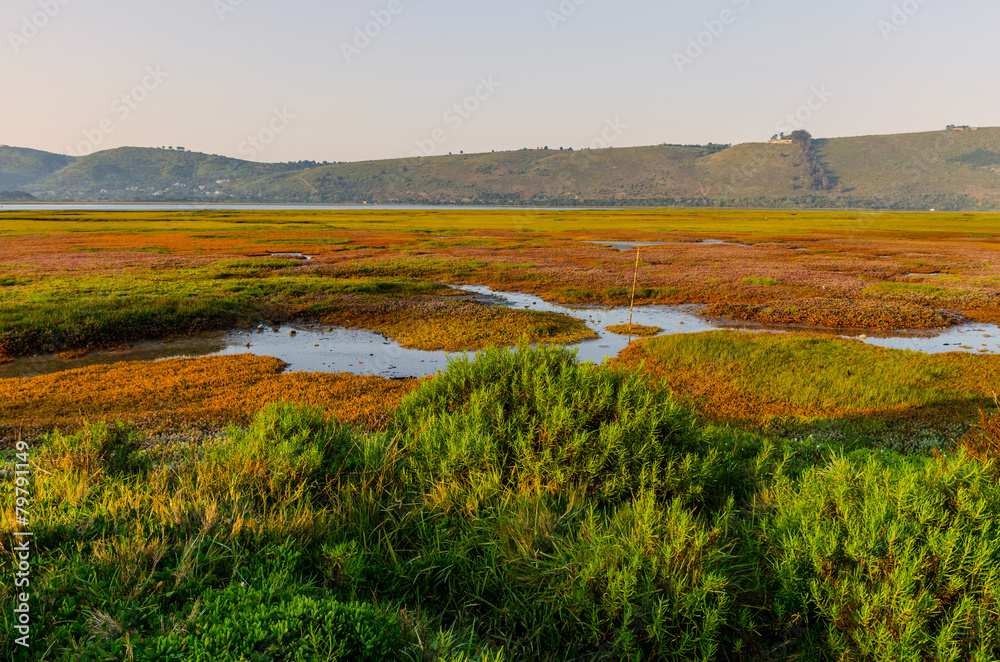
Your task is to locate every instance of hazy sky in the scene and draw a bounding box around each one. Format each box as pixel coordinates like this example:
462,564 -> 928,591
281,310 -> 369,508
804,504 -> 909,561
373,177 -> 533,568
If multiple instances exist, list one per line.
3,0 -> 998,163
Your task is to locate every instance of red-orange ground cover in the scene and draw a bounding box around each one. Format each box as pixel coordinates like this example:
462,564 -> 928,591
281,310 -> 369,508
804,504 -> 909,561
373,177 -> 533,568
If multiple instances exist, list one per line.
3,211 -> 1000,353
0,354 -> 417,441
960,408 -> 1000,463
704,299 -> 958,330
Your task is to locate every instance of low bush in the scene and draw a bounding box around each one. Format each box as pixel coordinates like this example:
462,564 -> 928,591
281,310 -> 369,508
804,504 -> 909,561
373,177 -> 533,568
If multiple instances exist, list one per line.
39,420 -> 148,477
391,345 -> 702,505
201,402 -> 356,499
960,408 -> 1000,466
149,587 -> 405,661
760,451 -> 1000,660
6,348 -> 1000,661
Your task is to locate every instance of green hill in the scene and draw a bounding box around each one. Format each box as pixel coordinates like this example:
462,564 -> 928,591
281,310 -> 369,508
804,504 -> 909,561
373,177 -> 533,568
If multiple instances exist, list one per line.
223,127 -> 1000,210
27,147 -> 310,201
225,144 -> 729,205
11,127 -> 1000,209
0,145 -> 74,190
816,128 -> 1000,209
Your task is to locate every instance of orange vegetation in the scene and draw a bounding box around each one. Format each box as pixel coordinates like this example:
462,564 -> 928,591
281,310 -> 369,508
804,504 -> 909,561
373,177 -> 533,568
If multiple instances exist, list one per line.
4,210 -> 1000,344
605,324 -> 663,337
0,354 -> 416,440
315,296 -> 595,351
704,299 -> 957,330
959,408 -> 1000,463
612,331 -> 1000,429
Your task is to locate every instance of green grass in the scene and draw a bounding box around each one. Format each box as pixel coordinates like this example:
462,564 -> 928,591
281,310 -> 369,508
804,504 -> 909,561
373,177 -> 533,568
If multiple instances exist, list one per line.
640,332 -> 961,412
338,258 -> 487,280
616,331 -> 997,454
865,282 -> 971,300
4,208 -> 1000,238
740,277 -> 780,286
0,264 -> 446,357
4,347 -> 1000,660
212,257 -> 305,271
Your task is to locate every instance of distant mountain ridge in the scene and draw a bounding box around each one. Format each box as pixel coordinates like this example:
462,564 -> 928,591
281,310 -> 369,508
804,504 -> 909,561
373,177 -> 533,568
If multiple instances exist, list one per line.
0,146 -> 73,190
3,127 -> 999,210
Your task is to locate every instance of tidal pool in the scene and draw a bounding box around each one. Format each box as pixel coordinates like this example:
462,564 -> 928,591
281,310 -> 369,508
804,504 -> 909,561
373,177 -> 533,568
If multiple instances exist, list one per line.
456,286 -> 1000,358
582,239 -> 750,251
0,326 -> 452,381
2,286 -> 998,381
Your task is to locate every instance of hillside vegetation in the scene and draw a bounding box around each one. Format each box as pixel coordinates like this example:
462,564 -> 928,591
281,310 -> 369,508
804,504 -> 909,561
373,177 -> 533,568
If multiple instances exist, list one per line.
26,147 -> 308,200
0,146 -> 73,190
4,127 -> 999,209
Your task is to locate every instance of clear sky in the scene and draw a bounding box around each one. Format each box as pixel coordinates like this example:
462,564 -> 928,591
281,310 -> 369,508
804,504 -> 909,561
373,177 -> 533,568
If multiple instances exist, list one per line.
2,0 -> 998,163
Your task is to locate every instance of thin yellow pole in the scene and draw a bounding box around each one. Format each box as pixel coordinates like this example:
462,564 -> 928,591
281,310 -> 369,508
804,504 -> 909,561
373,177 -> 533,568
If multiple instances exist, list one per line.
628,247 -> 640,343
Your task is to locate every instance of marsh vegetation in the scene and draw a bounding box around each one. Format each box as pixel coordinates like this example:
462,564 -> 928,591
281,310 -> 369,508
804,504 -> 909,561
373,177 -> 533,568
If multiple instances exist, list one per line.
3,347 -> 1000,660
3,208 -> 1000,660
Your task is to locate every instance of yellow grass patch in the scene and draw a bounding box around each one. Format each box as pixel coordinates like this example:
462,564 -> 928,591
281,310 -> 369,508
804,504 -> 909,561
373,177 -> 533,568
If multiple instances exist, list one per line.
373,308 -> 596,351
606,324 -> 663,337
0,354 -> 417,434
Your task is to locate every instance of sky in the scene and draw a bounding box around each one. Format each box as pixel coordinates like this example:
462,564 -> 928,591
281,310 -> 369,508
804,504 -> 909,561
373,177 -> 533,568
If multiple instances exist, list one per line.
2,0 -> 998,163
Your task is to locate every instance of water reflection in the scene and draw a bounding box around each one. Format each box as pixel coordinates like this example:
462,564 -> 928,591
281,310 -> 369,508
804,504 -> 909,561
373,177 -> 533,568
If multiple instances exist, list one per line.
2,285 -> 998,381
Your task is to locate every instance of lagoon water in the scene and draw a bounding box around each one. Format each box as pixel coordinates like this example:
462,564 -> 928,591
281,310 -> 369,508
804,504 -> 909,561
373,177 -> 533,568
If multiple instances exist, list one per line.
582,240 -> 751,251
3,285 -> 998,381
0,203 -> 607,212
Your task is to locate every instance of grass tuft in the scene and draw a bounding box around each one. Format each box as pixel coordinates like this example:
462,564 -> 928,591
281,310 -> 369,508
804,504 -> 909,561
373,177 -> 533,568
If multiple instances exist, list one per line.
606,323 -> 663,337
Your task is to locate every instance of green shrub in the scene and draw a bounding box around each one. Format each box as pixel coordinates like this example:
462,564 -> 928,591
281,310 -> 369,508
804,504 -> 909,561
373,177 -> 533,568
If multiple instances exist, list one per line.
375,346 -> 776,659
17,349 -> 1000,661
391,344 -> 701,505
551,494 -> 741,660
201,402 -> 355,498
149,586 -> 405,661
39,420 -> 148,477
761,451 -> 1000,661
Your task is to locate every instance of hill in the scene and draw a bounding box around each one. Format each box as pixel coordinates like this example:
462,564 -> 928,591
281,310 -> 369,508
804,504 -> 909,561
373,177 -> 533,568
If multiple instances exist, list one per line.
0,145 -> 74,190
8,127 -> 1000,209
0,191 -> 35,202
223,127 -> 1000,210
26,147 -> 313,201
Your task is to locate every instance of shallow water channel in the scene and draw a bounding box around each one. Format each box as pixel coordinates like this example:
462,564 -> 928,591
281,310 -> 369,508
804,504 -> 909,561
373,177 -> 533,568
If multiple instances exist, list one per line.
2,286 -> 999,380
583,240 -> 750,251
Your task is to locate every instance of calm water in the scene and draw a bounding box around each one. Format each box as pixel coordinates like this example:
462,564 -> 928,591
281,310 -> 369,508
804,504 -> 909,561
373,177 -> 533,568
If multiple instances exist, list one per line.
583,240 -> 751,251
2,285 -> 998,381
0,204 -> 608,212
